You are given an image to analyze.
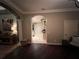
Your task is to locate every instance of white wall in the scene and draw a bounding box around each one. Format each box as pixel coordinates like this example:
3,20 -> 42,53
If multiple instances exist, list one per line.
22,12 -> 79,44
22,15 -> 31,42
64,20 -> 79,40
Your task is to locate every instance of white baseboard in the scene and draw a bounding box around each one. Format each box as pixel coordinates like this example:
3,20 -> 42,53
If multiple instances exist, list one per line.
47,43 -> 62,45
21,39 -> 62,45
26,42 -> 62,45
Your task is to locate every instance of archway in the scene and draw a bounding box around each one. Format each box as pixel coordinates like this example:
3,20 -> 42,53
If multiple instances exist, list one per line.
0,2 -> 20,18
31,15 -> 47,44
0,2 -> 22,45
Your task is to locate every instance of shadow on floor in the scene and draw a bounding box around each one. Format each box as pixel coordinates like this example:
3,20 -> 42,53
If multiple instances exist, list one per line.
0,43 -> 20,59
3,44 -> 79,59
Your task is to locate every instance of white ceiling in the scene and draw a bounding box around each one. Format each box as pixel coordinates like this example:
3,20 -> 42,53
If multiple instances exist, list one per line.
1,0 -> 79,14
9,0 -> 76,11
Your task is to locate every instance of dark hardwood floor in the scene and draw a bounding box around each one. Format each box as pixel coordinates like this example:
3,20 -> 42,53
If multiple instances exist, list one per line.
3,44 -> 79,59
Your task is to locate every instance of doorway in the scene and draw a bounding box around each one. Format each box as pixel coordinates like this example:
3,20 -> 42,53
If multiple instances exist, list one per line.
0,6 -> 19,44
31,15 -> 47,44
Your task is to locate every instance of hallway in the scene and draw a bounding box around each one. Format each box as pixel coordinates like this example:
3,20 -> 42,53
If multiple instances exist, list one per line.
32,36 -> 47,43
32,15 -> 47,44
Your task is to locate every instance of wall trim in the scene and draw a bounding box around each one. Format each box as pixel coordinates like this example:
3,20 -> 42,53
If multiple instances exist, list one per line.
0,1 -> 20,18
2,0 -> 23,15
23,8 -> 79,14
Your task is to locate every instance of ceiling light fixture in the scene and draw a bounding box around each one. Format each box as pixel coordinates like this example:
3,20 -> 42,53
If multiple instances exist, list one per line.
74,0 -> 79,8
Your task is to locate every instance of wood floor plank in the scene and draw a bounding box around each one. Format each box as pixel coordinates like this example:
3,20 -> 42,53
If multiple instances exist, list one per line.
3,44 -> 79,59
